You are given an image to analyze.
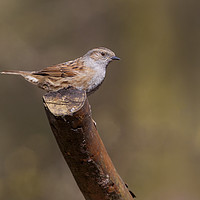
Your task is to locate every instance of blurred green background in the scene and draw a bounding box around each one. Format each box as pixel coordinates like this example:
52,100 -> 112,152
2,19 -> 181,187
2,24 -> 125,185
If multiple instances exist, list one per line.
0,0 -> 200,199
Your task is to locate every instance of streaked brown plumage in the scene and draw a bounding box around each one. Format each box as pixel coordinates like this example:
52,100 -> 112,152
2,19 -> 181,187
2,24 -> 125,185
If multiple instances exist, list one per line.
1,47 -> 120,95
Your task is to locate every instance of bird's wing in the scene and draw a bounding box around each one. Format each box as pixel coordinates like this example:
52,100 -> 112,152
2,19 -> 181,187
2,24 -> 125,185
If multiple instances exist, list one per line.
33,58 -> 84,78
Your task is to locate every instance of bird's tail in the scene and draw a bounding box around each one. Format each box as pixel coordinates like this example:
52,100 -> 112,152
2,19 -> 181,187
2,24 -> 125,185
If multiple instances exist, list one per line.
1,70 -> 31,76
1,70 -> 40,85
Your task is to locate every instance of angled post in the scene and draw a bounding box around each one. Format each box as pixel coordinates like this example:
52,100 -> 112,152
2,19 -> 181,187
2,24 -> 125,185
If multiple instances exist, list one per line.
43,87 -> 135,200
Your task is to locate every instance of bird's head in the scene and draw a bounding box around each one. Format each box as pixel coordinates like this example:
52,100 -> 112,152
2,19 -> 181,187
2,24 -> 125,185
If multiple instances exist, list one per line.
83,47 -> 120,68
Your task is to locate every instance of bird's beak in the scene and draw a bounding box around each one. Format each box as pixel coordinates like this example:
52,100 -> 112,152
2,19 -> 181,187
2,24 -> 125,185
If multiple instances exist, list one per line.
111,56 -> 120,60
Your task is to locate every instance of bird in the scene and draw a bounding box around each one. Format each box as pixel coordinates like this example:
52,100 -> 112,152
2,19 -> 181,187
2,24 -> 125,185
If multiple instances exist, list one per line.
1,47 -> 120,95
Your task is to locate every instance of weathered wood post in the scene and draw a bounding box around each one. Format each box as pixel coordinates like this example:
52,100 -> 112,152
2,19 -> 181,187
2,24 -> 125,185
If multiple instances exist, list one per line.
43,87 -> 135,200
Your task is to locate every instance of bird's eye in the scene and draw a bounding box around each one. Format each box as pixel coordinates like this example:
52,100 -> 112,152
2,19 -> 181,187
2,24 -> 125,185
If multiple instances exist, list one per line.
101,52 -> 105,56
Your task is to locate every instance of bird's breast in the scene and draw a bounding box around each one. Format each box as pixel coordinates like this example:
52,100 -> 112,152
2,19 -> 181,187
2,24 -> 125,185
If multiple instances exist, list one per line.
85,67 -> 106,94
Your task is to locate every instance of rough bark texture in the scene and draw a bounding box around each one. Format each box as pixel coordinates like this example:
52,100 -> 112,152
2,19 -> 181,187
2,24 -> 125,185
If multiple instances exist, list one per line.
43,87 -> 135,200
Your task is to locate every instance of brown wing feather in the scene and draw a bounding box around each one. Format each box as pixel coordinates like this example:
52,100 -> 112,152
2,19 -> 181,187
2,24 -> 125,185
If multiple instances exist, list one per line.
33,59 -> 82,78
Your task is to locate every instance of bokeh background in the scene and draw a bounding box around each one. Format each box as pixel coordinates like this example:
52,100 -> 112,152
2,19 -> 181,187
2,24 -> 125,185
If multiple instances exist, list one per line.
0,0 -> 200,199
